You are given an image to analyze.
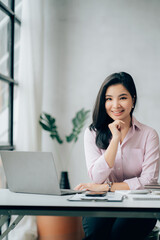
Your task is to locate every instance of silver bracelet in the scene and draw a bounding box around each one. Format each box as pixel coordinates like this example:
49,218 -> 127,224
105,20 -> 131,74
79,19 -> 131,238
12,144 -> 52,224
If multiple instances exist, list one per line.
107,181 -> 112,192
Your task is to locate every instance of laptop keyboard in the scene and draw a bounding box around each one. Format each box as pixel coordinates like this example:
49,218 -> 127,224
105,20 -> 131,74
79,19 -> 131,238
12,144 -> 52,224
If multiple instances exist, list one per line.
61,189 -> 84,195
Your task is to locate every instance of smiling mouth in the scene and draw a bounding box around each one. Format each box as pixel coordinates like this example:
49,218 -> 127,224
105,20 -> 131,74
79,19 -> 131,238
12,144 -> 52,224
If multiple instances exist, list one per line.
112,110 -> 124,113
112,110 -> 124,115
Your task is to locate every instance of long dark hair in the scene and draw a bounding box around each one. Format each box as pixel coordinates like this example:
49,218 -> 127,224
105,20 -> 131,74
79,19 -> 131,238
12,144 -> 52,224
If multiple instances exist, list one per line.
90,72 -> 137,149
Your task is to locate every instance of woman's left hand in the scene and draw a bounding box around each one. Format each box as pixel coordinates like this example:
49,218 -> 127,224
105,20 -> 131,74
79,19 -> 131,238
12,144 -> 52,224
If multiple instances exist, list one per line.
74,183 -> 108,192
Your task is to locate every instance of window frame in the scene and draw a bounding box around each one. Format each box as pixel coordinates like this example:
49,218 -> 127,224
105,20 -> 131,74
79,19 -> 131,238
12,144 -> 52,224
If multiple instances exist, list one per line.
0,0 -> 21,150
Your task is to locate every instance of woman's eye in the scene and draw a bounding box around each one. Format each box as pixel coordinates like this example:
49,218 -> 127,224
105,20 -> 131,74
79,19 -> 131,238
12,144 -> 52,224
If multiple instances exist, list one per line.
120,97 -> 127,100
105,98 -> 112,101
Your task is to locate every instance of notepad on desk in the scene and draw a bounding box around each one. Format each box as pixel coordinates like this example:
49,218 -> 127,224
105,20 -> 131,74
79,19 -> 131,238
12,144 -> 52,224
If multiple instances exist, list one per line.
115,190 -> 160,201
68,192 -> 124,202
129,194 -> 160,201
144,183 -> 160,190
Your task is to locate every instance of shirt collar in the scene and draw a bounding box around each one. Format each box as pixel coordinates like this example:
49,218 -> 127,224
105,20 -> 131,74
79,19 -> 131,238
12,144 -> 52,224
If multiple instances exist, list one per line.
132,116 -> 142,130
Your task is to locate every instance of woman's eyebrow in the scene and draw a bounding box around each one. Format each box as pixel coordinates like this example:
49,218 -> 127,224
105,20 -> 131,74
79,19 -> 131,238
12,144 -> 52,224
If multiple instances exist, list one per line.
119,93 -> 128,97
105,94 -> 112,97
105,93 -> 128,97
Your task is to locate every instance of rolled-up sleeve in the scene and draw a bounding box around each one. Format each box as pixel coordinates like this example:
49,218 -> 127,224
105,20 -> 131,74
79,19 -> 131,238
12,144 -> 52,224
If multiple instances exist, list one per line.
84,128 -> 112,183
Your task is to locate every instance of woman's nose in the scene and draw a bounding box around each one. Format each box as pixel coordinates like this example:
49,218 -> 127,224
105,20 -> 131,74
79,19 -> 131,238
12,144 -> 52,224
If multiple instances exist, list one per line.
113,100 -> 120,108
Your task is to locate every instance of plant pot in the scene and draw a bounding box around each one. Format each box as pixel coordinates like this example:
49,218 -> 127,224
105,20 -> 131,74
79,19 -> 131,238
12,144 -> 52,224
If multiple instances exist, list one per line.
37,172 -> 84,239
60,171 -> 70,189
37,216 -> 84,240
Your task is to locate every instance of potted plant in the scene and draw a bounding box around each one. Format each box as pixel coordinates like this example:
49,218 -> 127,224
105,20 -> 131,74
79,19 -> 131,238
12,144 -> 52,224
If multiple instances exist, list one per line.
37,108 -> 89,240
39,108 -> 90,188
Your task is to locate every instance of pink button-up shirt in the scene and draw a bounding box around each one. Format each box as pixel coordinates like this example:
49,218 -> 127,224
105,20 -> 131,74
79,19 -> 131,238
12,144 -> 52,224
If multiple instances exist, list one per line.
84,117 -> 160,190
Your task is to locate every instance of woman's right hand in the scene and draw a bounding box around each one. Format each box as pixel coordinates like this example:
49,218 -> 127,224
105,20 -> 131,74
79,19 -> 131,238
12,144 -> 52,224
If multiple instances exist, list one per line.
74,183 -> 108,192
108,120 -> 125,141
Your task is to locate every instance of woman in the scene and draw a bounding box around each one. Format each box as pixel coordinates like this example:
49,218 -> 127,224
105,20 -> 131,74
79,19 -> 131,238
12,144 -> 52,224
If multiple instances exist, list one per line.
75,72 -> 160,240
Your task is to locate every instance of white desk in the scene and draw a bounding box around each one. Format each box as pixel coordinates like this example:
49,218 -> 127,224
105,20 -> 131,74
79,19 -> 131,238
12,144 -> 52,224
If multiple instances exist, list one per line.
0,189 -> 160,239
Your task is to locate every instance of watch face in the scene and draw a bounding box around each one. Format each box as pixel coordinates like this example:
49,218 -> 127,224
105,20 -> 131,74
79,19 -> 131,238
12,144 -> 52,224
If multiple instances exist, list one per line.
107,181 -> 112,191
107,182 -> 112,186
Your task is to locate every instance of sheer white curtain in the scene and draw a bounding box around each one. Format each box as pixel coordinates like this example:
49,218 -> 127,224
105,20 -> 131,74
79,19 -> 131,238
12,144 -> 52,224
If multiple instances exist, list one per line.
10,0 -> 45,239
15,0 -> 44,151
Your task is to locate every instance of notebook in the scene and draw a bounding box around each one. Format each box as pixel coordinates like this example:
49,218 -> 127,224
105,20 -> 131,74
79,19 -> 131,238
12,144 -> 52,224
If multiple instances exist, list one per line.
0,151 -> 83,195
130,194 -> 160,201
144,183 -> 160,190
115,190 -> 160,201
68,192 -> 124,202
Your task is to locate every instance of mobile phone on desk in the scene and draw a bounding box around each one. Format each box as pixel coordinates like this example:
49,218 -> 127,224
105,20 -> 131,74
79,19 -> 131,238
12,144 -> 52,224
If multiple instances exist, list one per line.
85,191 -> 106,197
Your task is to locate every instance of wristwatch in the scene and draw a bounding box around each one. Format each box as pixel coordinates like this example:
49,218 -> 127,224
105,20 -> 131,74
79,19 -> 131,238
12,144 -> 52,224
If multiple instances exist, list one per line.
107,181 -> 112,192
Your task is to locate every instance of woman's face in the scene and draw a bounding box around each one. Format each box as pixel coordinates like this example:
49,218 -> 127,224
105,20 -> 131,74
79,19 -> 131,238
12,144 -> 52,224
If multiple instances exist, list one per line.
105,84 -> 134,123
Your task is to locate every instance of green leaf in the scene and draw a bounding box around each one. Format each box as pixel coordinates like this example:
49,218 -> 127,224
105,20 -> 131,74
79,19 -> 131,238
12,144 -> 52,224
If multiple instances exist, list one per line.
39,121 -> 51,132
72,118 -> 79,127
50,133 -> 63,144
39,112 -> 63,144
66,108 -> 90,143
55,135 -> 63,144
66,133 -> 75,142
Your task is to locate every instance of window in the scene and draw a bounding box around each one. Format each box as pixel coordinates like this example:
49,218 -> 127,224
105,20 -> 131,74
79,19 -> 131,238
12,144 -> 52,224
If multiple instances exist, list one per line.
0,0 -> 22,150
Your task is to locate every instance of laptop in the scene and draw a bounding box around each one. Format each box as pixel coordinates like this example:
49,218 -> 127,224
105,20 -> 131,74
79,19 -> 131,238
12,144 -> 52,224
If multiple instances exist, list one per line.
0,151 -> 83,195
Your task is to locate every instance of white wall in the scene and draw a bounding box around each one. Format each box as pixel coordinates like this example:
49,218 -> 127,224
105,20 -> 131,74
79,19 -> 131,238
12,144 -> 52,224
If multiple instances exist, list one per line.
41,0 -> 160,188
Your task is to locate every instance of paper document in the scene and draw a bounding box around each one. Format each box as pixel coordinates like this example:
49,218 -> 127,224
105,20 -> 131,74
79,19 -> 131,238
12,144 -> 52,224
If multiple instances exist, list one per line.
68,192 -> 124,202
115,190 -> 160,200
144,183 -> 160,190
